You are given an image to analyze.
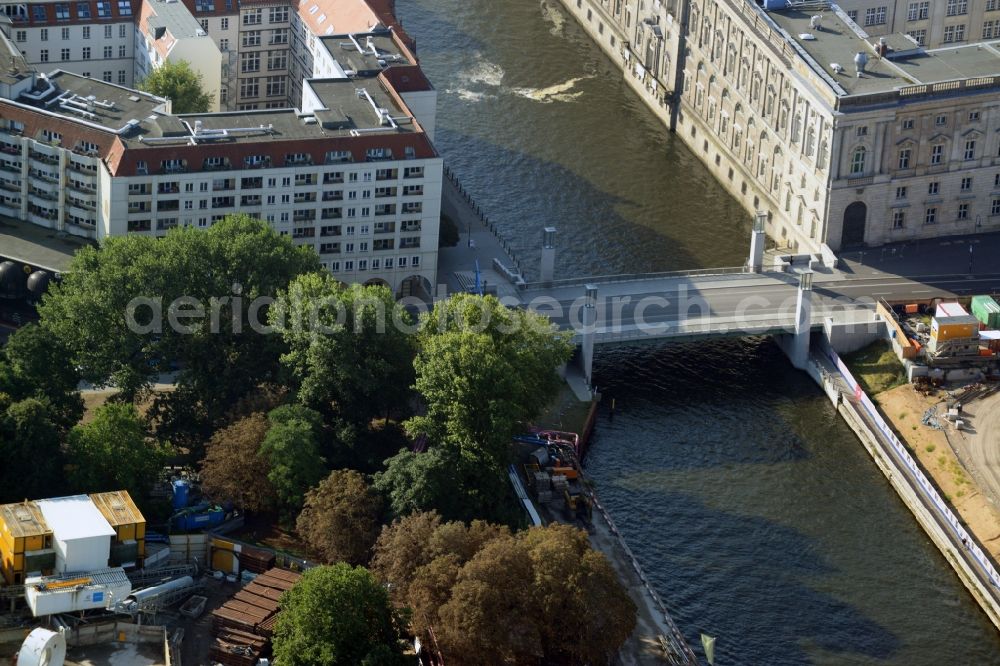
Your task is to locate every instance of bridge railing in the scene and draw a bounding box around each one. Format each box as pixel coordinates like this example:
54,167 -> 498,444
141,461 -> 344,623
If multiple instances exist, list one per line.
521,265 -> 750,290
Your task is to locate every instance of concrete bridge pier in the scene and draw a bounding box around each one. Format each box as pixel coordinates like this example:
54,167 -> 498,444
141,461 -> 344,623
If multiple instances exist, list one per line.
790,270 -> 814,370
540,227 -> 556,285
748,211 -> 767,273
579,284 -> 598,387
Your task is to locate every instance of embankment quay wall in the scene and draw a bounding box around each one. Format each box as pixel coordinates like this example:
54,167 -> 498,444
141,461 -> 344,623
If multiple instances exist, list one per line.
810,342 -> 1000,631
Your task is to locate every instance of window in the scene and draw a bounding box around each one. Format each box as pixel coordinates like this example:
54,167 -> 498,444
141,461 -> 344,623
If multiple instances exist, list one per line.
907,1 -> 929,20
117,0 -> 130,15
239,78 -> 259,97
220,17 -> 228,29
928,182 -> 940,195
856,126 -> 868,137
947,0 -> 968,16
14,30 -> 25,41
242,31 -> 260,47
993,198 -> 1000,216
102,70 -> 111,82
961,177 -> 973,191
865,6 -> 887,25
104,24 -> 111,38
220,38 -> 229,51
267,51 -> 286,70
194,0 -> 214,10
269,5 -> 287,22
33,5 -> 46,20
118,45 -> 125,58
60,48 -> 69,60
265,76 -> 285,97
61,27 -> 69,39
96,1 -> 111,17
986,20 -> 1000,40
40,28 -> 48,41
896,187 -> 907,199
118,70 -> 125,84
958,203 -> 969,220
892,211 -> 905,229
969,110 -> 981,122
850,147 -> 866,175
103,45 -> 112,58
77,2 -> 90,18
847,10 -> 858,22
898,149 -> 911,169
39,49 -> 48,62
241,51 -> 260,73
935,115 -> 948,126
925,208 -> 937,225
200,19 -> 208,31
989,0 -> 999,10
943,24 -> 966,42
56,3 -> 71,20
243,8 -> 261,24
964,140 -> 976,160
931,144 -> 943,165
908,29 -> 927,45
82,26 -> 89,38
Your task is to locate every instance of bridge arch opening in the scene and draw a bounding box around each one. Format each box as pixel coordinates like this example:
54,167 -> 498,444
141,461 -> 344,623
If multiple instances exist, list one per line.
841,201 -> 867,248
397,275 -> 433,301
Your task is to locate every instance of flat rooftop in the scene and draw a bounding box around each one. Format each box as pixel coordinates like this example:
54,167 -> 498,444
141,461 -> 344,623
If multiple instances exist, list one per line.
35,496 -> 116,542
145,0 -> 209,40
0,215 -> 93,273
304,77 -> 416,131
766,8 -> 1000,95
15,70 -> 167,134
319,31 -> 410,74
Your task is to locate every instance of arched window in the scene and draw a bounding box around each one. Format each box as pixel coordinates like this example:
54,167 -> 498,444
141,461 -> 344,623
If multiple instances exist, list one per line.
851,146 -> 866,175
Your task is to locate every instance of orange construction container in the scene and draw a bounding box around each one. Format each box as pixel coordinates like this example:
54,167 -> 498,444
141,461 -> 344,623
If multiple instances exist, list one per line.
904,304 -> 919,314
551,466 -> 578,479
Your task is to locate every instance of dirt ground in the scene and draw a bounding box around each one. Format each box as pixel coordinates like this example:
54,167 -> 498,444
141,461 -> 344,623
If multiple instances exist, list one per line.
877,385 -> 1000,559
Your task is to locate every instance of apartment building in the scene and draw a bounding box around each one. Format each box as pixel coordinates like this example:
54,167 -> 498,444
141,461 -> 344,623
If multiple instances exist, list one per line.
136,0 -> 223,110
836,0 -> 1000,47
0,0 -> 137,85
557,0 -> 1000,251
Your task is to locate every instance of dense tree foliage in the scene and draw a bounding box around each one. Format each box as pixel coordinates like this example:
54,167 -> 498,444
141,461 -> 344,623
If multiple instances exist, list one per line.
38,215 -> 318,452
407,294 -> 573,467
65,403 -> 167,497
137,60 -> 212,113
0,397 -> 65,502
260,405 -> 327,520
296,469 -> 381,565
199,413 -> 276,513
270,274 -> 416,425
272,564 -> 407,666
371,513 -> 635,664
1,324 -> 83,431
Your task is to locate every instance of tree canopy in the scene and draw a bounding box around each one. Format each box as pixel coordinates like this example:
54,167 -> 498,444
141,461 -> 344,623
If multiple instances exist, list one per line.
260,405 -> 327,520
272,564 -> 407,666
199,413 -> 276,513
296,469 -> 381,565
37,215 -> 319,452
270,274 -> 416,425
137,60 -> 212,113
371,513 -> 636,664
0,397 -> 65,502
1,324 -> 83,431
65,403 -> 168,498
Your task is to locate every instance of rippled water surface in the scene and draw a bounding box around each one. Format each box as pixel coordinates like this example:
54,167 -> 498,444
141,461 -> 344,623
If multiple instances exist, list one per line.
396,0 -> 1000,662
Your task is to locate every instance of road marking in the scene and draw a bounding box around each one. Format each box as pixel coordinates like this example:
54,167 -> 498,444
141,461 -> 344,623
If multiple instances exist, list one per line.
872,291 -> 891,295
912,289 -> 932,293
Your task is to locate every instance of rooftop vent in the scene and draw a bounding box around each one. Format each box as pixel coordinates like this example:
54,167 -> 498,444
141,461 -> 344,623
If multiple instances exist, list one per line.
854,51 -> 868,77
799,33 -> 816,41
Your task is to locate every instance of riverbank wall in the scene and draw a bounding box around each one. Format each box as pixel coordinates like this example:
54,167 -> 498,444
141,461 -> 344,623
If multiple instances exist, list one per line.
808,335 -> 1000,631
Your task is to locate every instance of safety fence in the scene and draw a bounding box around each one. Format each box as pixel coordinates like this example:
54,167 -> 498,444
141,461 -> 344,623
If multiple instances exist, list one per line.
588,492 -> 699,666
442,165 -> 523,278
820,340 -> 1000,597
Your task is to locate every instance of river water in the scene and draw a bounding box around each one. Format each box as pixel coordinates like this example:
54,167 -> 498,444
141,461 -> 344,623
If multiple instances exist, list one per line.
396,0 -> 1000,662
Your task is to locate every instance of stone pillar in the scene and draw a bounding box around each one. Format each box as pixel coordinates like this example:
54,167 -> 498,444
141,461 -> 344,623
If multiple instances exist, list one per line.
580,284 -> 598,387
792,270 -> 813,369
749,211 -> 767,273
540,227 -> 556,284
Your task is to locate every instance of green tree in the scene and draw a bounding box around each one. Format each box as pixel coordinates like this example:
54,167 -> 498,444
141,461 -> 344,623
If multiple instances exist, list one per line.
296,469 -> 381,565
137,60 -> 212,113
38,215 -> 319,453
260,405 -> 327,520
407,294 -> 573,468
0,397 -> 65,502
270,274 -> 416,425
1,324 -> 83,430
272,564 -> 407,666
65,403 -> 167,498
199,413 -> 276,513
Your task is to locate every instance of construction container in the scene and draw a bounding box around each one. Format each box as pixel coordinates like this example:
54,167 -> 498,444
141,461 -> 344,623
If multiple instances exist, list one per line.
980,330 -> 1000,352
24,567 -> 131,616
0,501 -> 53,584
35,496 -> 115,574
932,303 -> 981,341
91,491 -> 146,568
972,295 -> 1000,330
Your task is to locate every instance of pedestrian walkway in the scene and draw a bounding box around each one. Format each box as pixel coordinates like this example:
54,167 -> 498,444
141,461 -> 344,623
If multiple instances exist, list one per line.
436,166 -> 523,300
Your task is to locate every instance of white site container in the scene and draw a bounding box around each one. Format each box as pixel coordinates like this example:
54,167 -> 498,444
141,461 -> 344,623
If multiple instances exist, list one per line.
25,567 -> 132,616
35,496 -> 115,573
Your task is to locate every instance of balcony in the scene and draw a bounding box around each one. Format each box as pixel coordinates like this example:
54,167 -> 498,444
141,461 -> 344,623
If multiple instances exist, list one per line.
212,197 -> 235,209
29,188 -> 57,203
157,200 -> 180,212
241,195 -> 262,207
128,203 -> 151,214
294,175 -> 316,186
374,222 -> 396,234
203,158 -> 232,171
322,173 -> 344,184
293,192 -> 315,204
0,162 -> 21,174
404,167 -> 423,179
375,188 -> 397,198
293,210 -> 316,222
402,186 -> 423,197
158,183 -> 180,194
67,198 -> 96,211
29,169 -> 58,184
71,181 -> 97,194
0,180 -> 19,193
69,162 -> 97,176
376,169 -> 398,181
212,179 -> 236,191
0,144 -> 21,156
374,205 -> 396,216
322,191 -> 343,202
29,152 -> 59,167
321,209 -> 342,220
241,177 -> 263,189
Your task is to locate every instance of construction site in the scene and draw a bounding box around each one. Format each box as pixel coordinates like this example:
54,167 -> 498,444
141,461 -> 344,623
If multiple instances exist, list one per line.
0,485 -> 308,666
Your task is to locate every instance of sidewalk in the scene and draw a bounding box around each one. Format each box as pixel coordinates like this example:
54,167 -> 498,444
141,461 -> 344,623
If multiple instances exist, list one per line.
436,170 -> 523,300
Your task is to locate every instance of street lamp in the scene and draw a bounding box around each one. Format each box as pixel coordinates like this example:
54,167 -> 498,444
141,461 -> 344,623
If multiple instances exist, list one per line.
968,242 -> 974,275
976,214 -> 983,234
